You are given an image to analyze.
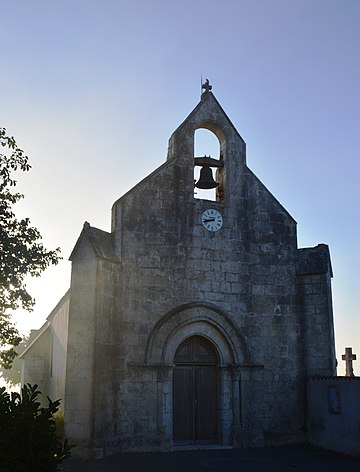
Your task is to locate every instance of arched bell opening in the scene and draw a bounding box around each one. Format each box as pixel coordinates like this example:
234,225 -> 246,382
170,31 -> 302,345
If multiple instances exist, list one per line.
194,129 -> 224,202
173,335 -> 219,445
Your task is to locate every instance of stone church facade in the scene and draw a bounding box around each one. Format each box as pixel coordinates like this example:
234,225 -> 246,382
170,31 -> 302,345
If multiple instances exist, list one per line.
21,86 -> 336,458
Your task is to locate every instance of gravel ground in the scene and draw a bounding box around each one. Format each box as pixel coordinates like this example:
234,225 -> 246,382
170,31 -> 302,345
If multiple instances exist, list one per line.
60,444 -> 360,472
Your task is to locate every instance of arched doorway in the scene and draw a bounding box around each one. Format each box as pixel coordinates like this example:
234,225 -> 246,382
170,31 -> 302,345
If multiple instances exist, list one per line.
173,336 -> 219,444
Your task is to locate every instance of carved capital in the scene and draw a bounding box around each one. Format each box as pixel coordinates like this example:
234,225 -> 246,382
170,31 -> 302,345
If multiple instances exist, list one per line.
157,364 -> 174,382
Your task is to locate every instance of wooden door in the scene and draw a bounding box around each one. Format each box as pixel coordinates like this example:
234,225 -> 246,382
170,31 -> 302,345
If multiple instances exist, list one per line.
173,336 -> 218,444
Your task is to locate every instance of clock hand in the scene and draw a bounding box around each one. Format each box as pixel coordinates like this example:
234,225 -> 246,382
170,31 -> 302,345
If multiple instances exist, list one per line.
203,218 -> 215,223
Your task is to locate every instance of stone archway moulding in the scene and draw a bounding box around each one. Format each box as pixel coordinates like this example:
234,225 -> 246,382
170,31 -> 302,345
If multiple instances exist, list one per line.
144,301 -> 251,365
194,120 -> 226,148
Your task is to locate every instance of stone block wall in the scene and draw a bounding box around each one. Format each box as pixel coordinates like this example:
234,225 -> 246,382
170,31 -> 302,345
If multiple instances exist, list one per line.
64,236 -> 98,455
297,245 -> 336,376
307,377 -> 360,455
105,155 -> 305,450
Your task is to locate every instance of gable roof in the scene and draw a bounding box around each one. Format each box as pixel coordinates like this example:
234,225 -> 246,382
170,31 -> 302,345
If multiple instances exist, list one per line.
18,322 -> 50,359
171,90 -> 246,144
19,290 -> 71,359
113,89 -> 246,209
69,222 -> 118,262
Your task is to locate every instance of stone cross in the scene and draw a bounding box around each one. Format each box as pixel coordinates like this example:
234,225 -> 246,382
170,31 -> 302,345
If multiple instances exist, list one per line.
341,347 -> 356,377
202,79 -> 212,93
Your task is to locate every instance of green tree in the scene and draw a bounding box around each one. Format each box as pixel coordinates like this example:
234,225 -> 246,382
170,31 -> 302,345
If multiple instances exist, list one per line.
0,128 -> 61,369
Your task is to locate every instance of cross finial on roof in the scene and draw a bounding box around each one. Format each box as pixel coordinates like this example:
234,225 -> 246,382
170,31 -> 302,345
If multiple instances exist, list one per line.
202,79 -> 212,94
342,347 -> 356,377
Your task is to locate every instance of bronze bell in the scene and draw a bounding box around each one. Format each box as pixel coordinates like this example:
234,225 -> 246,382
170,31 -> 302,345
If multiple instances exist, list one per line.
195,165 -> 218,189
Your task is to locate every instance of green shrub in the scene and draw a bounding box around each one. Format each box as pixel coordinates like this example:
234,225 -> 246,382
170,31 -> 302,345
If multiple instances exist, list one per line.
0,383 -> 73,471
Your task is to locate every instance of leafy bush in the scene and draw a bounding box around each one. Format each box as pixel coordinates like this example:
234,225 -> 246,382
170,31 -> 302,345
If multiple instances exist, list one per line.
0,383 -> 73,471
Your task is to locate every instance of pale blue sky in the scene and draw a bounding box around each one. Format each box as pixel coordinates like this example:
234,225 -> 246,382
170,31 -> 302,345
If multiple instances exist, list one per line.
1,0 -> 359,374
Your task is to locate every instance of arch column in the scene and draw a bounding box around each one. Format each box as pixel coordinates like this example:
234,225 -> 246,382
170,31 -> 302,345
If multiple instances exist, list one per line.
231,365 -> 242,445
156,365 -> 174,447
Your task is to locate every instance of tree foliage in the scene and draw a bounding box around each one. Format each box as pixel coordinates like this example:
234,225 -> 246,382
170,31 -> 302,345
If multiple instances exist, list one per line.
0,128 -> 61,369
0,335 -> 29,386
0,383 -> 73,471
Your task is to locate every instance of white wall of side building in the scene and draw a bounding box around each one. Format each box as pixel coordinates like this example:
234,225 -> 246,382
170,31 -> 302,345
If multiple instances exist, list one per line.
20,291 -> 70,409
49,293 -> 70,408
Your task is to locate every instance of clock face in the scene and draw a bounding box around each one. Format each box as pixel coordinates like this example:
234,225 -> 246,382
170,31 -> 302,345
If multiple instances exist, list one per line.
201,209 -> 223,232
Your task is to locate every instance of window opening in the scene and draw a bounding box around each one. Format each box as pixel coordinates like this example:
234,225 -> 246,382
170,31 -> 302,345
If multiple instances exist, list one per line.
194,129 -> 223,202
